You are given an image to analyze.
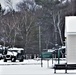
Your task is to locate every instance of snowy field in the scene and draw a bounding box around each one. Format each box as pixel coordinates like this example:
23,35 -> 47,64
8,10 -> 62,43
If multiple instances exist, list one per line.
0,58 -> 76,75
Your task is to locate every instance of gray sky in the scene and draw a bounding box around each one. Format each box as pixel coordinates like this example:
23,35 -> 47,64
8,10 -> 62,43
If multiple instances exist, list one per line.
0,0 -> 22,9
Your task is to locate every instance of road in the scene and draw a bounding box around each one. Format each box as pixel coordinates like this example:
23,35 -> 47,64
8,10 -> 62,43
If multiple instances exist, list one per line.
0,59 -> 75,75
0,59 -> 52,75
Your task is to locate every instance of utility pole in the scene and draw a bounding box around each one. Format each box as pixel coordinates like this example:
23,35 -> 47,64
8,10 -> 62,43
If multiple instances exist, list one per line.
39,25 -> 42,67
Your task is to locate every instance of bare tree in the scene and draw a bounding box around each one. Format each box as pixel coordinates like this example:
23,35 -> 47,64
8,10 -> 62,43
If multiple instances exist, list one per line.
5,0 -> 14,11
16,0 -> 39,53
1,0 -> 21,47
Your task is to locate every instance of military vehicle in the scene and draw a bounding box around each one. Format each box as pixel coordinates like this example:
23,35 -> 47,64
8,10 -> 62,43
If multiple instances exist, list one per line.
3,47 -> 25,62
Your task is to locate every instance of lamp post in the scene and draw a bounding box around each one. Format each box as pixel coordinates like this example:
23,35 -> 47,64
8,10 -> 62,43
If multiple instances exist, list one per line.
39,25 -> 42,67
55,44 -> 60,64
52,53 -> 54,65
58,49 -> 60,64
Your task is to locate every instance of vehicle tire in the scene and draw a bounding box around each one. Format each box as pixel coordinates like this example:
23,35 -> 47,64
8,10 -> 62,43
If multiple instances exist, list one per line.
19,59 -> 23,62
4,59 -> 7,62
0,57 -> 1,60
19,58 -> 24,62
19,56 -> 24,62
11,57 -> 16,62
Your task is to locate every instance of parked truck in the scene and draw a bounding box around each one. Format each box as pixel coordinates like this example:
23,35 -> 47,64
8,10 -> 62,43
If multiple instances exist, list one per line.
3,47 -> 25,62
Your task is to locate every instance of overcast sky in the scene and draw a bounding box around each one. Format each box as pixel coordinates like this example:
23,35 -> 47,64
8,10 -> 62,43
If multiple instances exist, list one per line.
0,0 -> 22,9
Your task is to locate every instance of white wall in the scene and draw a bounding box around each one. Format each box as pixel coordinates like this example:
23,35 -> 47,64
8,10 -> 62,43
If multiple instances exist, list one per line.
65,16 -> 76,64
65,16 -> 76,33
67,35 -> 76,64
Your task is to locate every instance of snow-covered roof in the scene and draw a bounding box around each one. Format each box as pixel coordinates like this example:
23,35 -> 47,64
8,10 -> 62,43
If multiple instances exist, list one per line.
48,49 -> 55,52
8,47 -> 24,51
61,46 -> 66,49
59,46 -> 66,50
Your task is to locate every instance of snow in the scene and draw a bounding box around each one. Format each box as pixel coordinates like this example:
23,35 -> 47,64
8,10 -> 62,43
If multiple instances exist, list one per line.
0,58 -> 75,75
8,47 -> 24,51
7,51 -> 17,56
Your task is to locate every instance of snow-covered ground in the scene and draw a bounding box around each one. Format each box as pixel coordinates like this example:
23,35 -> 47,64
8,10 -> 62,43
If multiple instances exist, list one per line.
0,58 -> 76,75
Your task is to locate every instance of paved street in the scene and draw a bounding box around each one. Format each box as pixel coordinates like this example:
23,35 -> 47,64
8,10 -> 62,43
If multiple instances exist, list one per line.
0,59 -> 76,75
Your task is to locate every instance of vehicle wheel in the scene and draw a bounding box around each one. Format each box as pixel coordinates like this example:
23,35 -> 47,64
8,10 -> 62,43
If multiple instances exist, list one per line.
4,59 -> 7,62
20,56 -> 24,62
0,57 -> 1,60
11,57 -> 16,62
19,59 -> 24,62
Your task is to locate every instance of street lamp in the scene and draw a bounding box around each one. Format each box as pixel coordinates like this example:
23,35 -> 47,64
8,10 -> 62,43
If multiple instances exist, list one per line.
55,44 -> 60,64
39,25 -> 42,67
58,49 -> 60,64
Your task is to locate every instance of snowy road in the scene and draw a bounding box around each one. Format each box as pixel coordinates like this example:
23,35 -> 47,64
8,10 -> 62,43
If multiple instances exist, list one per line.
0,59 -> 76,75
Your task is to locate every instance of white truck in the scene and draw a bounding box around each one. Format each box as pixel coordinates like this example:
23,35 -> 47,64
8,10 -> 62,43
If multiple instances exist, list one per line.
3,47 -> 25,62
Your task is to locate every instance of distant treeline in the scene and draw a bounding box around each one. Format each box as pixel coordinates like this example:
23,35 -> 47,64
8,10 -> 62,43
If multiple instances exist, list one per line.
0,0 -> 76,54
